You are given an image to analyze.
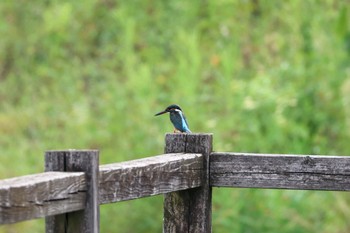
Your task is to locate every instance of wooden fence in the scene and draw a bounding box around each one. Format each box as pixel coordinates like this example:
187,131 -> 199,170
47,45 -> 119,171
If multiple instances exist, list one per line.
1,133 -> 350,233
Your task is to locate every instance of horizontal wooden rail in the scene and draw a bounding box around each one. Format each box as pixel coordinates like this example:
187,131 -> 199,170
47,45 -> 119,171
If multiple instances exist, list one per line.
0,153 -> 203,224
99,152 -> 203,203
0,172 -> 86,224
210,152 -> 350,191
2,148 -> 350,228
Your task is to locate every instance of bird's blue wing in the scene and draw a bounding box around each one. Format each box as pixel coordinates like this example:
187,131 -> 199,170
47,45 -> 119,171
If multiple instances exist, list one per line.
180,112 -> 191,133
170,111 -> 191,133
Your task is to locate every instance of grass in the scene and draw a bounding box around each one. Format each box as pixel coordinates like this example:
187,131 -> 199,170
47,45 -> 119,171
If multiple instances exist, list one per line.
1,0 -> 350,232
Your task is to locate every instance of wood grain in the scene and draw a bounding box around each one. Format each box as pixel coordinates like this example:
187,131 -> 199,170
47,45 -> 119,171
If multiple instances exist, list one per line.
99,153 -> 203,203
45,150 -> 99,233
163,133 -> 213,233
210,152 -> 350,191
0,172 -> 85,224
3,148 -> 350,226
0,153 -> 202,224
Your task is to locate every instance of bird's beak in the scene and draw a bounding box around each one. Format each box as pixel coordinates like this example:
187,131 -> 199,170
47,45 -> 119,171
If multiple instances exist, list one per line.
155,110 -> 168,116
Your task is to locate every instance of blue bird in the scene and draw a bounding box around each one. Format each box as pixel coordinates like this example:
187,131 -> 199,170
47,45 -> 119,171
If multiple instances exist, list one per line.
155,104 -> 192,133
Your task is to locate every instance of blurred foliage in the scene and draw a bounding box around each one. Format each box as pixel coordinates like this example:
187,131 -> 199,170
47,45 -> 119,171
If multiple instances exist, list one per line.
1,0 -> 350,232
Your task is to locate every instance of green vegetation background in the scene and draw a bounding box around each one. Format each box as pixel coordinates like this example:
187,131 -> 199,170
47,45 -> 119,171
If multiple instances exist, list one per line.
1,0 -> 350,232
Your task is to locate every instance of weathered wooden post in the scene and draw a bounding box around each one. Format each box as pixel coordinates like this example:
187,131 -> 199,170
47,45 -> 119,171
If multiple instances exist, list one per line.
45,150 -> 99,233
163,133 -> 213,233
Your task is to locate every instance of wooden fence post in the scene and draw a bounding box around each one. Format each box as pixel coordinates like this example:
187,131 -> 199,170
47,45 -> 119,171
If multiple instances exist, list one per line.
163,133 -> 213,233
45,150 -> 99,233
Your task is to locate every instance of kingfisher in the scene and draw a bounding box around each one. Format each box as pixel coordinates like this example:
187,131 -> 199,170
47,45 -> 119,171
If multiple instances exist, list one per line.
155,104 -> 192,133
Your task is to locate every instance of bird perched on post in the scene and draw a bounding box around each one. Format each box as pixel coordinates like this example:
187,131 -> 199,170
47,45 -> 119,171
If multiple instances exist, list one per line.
155,104 -> 192,133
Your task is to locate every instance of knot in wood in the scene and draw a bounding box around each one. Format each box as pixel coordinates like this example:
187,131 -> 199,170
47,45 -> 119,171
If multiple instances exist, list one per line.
302,156 -> 316,167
